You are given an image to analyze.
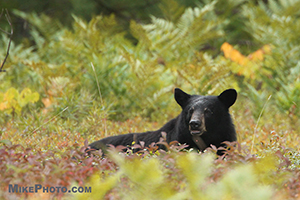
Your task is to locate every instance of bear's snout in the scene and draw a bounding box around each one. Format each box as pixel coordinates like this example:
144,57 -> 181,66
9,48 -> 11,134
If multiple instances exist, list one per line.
189,113 -> 206,135
189,120 -> 205,135
189,120 -> 201,130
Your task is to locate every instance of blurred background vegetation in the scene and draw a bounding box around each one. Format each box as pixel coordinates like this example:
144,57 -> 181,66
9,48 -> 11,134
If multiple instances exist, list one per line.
0,0 -> 205,44
0,1 -> 300,199
0,0 -> 300,136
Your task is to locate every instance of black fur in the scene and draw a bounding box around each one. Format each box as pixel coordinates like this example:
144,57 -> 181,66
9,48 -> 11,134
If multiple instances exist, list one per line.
88,88 -> 237,154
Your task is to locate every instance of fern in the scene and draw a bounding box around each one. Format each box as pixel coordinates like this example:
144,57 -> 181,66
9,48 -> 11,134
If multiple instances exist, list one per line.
12,10 -> 63,41
140,1 -> 224,63
238,1 -> 300,122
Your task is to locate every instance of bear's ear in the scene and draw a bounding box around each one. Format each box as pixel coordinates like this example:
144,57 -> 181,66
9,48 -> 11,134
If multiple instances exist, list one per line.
174,88 -> 191,108
218,89 -> 237,108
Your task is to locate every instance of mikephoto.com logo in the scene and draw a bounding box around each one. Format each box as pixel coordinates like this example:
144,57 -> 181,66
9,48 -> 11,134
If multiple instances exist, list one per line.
9,184 -> 91,194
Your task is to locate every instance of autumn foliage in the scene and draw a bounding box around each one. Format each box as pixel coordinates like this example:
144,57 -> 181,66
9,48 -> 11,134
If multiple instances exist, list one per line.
0,0 -> 300,199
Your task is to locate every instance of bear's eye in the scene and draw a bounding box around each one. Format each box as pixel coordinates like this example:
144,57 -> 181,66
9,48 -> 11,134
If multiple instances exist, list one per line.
188,107 -> 194,115
204,108 -> 213,115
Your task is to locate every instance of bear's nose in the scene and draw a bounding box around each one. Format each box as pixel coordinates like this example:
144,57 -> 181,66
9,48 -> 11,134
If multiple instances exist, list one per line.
189,120 -> 201,130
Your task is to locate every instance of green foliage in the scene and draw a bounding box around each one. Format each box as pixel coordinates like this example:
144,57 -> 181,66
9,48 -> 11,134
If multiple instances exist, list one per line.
75,149 -> 274,200
0,87 -> 39,116
6,2 -> 238,120
241,0 -> 300,121
214,165 -> 273,200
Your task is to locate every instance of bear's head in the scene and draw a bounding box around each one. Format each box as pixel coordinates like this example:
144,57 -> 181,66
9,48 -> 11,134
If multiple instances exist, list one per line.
174,88 -> 237,137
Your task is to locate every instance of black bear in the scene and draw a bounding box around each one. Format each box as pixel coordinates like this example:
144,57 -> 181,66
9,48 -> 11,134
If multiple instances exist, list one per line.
88,88 -> 237,154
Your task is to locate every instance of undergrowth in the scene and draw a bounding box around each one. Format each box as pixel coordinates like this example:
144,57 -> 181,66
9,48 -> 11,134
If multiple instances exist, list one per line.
0,0 -> 300,199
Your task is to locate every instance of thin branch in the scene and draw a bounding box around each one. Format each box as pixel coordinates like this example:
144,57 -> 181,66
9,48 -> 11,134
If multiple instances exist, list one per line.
250,94 -> 272,154
0,9 -> 13,72
91,62 -> 108,136
31,107 -> 69,134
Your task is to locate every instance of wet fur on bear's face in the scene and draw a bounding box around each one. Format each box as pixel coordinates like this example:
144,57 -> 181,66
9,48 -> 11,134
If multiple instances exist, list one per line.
175,88 -> 237,137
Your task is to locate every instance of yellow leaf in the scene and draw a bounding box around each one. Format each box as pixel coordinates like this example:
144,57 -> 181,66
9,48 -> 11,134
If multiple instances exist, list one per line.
30,92 -> 40,103
18,88 -> 39,107
221,42 -> 272,79
221,42 -> 248,66
248,44 -> 271,61
42,98 -> 52,108
0,102 -> 8,110
5,88 -> 18,101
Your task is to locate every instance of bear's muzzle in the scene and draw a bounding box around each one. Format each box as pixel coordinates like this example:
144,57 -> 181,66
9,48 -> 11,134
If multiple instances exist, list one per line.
189,113 -> 206,135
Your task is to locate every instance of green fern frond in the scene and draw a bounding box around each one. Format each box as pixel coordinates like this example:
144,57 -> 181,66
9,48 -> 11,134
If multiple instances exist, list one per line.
12,10 -> 63,40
